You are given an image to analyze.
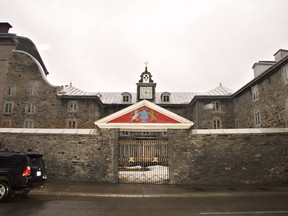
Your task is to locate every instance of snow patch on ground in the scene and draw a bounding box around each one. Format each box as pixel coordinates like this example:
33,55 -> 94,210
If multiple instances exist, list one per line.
119,165 -> 169,183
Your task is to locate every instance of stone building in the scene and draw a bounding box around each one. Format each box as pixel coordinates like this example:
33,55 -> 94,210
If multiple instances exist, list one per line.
1,22 -> 287,130
0,22 -> 288,185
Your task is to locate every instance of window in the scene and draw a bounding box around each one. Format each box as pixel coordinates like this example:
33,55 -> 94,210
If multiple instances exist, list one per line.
7,85 -> 15,96
255,111 -> 261,126
161,92 -> 171,103
68,119 -> 77,128
283,65 -> 288,84
212,101 -> 221,112
163,95 -> 170,103
120,131 -> 129,136
68,101 -> 78,112
252,85 -> 259,102
26,102 -> 36,114
123,95 -> 129,102
29,85 -> 37,96
213,119 -> 221,129
121,93 -> 131,103
3,102 -> 14,114
233,98 -> 238,112
24,119 -> 34,128
141,131 -> 151,136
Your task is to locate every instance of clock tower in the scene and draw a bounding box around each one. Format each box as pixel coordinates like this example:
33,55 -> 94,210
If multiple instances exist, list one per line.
137,63 -> 156,102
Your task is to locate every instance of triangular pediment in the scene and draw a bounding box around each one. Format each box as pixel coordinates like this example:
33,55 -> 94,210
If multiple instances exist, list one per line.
94,100 -> 194,130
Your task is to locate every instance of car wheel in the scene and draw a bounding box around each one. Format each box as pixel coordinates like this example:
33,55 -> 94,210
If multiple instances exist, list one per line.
0,181 -> 9,201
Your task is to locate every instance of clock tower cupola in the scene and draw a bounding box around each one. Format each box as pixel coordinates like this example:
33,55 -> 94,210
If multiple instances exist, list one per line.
137,61 -> 156,102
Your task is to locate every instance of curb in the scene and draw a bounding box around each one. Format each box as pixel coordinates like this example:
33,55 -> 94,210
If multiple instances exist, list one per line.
29,190 -> 288,198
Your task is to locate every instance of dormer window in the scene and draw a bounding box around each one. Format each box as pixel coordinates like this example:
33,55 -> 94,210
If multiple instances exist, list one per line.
161,92 -> 171,103
122,92 -> 132,103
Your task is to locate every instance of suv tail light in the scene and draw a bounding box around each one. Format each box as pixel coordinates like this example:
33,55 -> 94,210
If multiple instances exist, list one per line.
22,166 -> 31,177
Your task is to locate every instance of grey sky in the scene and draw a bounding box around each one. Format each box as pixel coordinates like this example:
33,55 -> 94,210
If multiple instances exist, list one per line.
2,0 -> 288,93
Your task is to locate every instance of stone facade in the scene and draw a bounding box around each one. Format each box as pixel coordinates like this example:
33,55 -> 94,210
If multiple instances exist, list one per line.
1,50 -> 103,128
234,62 -> 288,128
3,51 -> 60,128
0,32 -> 18,118
190,97 -> 234,129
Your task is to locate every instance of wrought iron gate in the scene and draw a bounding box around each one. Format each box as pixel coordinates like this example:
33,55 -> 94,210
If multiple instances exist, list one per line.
118,134 -> 169,184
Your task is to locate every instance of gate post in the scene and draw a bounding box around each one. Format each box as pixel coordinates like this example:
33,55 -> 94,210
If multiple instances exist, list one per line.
99,128 -> 119,183
111,129 -> 119,183
168,129 -> 188,184
168,129 -> 175,184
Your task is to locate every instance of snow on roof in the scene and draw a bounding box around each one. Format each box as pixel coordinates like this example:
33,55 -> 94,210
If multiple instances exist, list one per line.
57,85 -> 233,104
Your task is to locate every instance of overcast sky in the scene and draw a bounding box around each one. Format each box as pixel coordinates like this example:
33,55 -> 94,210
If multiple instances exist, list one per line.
2,0 -> 288,93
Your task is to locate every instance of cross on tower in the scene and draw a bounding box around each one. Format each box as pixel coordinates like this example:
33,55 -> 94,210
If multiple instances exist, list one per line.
144,61 -> 149,68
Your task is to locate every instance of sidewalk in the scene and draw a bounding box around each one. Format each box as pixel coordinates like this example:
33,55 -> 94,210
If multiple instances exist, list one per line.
29,179 -> 288,198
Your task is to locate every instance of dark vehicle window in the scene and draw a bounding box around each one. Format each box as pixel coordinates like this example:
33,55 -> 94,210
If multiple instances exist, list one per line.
29,157 -> 44,167
0,155 -> 26,166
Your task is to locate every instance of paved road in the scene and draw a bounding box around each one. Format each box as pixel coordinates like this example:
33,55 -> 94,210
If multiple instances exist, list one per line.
1,194 -> 288,216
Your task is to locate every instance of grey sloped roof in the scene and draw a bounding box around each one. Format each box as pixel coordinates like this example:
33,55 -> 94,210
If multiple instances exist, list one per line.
206,85 -> 234,96
57,84 -> 233,104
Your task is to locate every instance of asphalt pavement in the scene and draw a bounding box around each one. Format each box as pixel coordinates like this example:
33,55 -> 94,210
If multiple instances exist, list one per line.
30,179 -> 288,198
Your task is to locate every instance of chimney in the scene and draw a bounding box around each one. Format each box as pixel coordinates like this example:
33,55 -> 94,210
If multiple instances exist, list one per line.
0,22 -> 12,33
274,49 -> 288,62
252,61 -> 275,78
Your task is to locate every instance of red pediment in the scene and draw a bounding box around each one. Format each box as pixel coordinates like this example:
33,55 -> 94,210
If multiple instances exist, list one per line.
94,100 -> 193,129
108,105 -> 180,124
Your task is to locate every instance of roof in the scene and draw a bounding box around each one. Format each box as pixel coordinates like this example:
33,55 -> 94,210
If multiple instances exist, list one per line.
56,84 -> 234,104
233,54 -> 288,97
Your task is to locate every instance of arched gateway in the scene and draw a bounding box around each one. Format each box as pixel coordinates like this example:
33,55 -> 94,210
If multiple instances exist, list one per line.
94,100 -> 194,184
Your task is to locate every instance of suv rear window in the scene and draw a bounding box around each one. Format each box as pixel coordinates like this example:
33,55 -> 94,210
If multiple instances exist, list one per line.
29,157 -> 45,167
0,155 -> 27,166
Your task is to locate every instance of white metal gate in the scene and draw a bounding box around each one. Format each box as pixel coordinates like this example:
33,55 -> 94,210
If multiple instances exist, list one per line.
118,138 -> 169,184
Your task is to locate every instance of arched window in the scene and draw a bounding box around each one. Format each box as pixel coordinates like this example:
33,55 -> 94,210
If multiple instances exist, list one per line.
121,92 -> 132,103
161,92 -> 171,103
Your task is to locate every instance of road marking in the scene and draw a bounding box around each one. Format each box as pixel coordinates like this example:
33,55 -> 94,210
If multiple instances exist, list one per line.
200,211 -> 288,215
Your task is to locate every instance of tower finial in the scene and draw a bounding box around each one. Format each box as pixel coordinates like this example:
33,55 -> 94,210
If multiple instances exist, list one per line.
144,61 -> 149,71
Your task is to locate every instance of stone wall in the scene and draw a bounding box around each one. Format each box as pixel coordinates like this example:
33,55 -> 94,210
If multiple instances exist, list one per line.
0,128 -> 287,185
0,128 -> 118,182
169,128 -> 288,185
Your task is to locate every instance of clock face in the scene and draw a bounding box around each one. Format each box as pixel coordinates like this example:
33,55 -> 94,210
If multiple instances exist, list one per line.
139,87 -> 153,99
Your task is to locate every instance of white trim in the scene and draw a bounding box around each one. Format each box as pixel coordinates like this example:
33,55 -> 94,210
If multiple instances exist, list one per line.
95,123 -> 193,130
13,50 -> 58,88
94,100 -> 194,129
0,128 -> 287,135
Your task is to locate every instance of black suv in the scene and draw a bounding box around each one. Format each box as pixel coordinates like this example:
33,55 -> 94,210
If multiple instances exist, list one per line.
0,151 -> 47,201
